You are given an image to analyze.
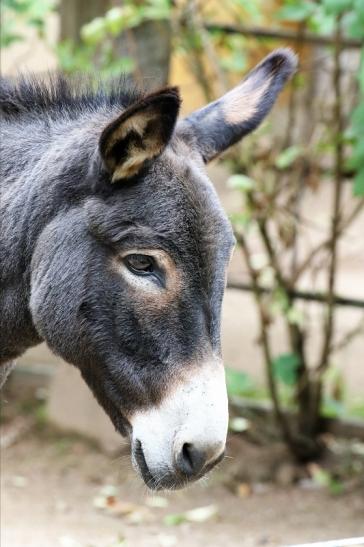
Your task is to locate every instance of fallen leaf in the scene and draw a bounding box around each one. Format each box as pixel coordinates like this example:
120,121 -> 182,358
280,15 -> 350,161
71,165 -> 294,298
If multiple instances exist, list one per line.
164,504 -> 218,526
126,507 -> 153,525
108,534 -> 127,546
100,484 -> 117,495
229,417 -> 250,433
157,533 -> 178,546
163,513 -> 186,527
11,475 -> 28,488
307,463 -> 343,495
185,504 -> 219,523
236,482 -> 252,498
93,485 -> 119,509
93,495 -> 110,509
58,536 -> 82,547
107,501 -> 140,517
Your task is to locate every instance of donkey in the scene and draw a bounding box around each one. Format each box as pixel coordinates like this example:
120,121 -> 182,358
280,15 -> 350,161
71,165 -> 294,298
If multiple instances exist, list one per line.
0,49 -> 296,490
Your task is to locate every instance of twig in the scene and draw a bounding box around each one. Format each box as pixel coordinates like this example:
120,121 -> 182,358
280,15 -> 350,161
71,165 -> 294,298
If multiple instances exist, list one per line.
330,315 -> 364,354
226,280 -> 364,309
204,22 -> 363,49
286,39 -> 317,279
283,22 -> 306,150
291,199 -> 364,283
187,1 -> 229,95
246,195 -> 312,434
248,194 -> 287,287
317,16 -> 345,373
235,233 -> 294,447
179,0 -> 215,102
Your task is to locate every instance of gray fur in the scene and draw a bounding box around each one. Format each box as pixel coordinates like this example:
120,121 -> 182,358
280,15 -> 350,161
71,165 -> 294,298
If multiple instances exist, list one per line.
0,49 -> 295,488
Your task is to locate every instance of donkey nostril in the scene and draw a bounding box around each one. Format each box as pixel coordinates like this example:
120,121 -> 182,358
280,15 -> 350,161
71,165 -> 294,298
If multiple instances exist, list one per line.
182,443 -> 194,473
176,443 -> 207,477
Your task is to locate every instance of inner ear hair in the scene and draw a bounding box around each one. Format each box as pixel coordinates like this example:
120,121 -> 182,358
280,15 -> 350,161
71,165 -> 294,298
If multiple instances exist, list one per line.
99,87 -> 181,182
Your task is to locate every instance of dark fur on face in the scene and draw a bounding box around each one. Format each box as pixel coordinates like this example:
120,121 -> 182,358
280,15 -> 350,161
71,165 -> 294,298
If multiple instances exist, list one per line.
0,49 -> 297,486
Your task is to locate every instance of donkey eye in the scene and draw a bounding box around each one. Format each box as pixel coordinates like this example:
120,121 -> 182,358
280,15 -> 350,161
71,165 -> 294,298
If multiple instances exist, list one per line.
124,254 -> 155,275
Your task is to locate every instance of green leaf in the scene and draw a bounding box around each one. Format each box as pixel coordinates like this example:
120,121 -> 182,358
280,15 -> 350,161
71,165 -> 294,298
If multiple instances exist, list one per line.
103,56 -> 135,75
220,51 -> 247,73
354,0 -> 364,16
347,13 -> 364,38
277,3 -> 315,22
350,399 -> 364,419
354,0 -> 364,23
308,6 -> 335,34
353,169 -> 364,196
163,513 -> 186,526
29,16 -> 45,30
56,40 -> 95,73
229,211 -> 252,229
359,49 -> 364,92
227,174 -> 255,191
272,353 -> 301,386
322,0 -> 353,15
104,7 -> 128,36
275,146 -> 303,169
351,103 -> 364,133
0,28 -> 23,47
229,417 -> 250,432
164,505 -> 218,526
81,17 -> 107,45
286,306 -> 305,326
270,287 -> 290,315
225,368 -> 256,397
322,397 -> 345,418
144,0 -> 171,21
309,465 -> 344,495
347,141 -> 364,169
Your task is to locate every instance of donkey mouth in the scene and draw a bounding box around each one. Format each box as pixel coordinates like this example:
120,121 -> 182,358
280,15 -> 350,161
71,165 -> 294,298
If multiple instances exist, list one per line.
133,439 -> 161,490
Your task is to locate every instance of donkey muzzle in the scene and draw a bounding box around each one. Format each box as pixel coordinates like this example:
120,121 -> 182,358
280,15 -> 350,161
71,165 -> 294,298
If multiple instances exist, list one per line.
130,359 -> 228,489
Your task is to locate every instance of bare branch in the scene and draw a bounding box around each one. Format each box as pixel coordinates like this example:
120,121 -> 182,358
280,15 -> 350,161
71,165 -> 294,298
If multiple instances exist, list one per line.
227,280 -> 364,309
317,16 -> 345,375
235,233 -> 294,447
330,316 -> 364,354
204,22 -> 363,49
291,198 -> 364,283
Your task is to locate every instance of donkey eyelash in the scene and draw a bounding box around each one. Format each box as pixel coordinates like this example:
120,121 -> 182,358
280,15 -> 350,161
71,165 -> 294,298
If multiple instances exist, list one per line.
122,253 -> 165,288
123,253 -> 155,275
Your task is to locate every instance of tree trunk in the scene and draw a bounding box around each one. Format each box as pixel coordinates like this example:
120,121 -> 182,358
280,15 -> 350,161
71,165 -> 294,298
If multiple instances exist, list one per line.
60,0 -> 111,43
59,1 -> 172,87
115,20 -> 172,88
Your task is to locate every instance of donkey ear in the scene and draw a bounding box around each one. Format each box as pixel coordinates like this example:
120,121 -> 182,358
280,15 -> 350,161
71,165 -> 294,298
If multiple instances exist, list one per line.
179,49 -> 297,162
99,87 -> 181,182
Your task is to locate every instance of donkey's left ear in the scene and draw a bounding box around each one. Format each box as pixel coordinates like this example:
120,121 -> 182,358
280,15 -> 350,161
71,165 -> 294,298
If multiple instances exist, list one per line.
179,48 -> 297,162
100,87 -> 181,182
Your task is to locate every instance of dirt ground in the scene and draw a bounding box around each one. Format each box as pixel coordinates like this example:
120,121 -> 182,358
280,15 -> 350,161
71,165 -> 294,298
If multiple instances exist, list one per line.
1,422 -> 364,547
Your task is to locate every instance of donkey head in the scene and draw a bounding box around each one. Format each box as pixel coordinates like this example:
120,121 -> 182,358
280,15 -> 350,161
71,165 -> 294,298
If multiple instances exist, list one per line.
30,49 -> 296,489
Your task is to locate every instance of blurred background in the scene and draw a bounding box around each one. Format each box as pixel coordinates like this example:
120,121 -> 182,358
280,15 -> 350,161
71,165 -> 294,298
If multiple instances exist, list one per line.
1,1 -> 364,546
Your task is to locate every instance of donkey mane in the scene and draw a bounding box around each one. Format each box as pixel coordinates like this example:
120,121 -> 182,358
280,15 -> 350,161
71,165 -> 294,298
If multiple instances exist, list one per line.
0,73 -> 144,120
